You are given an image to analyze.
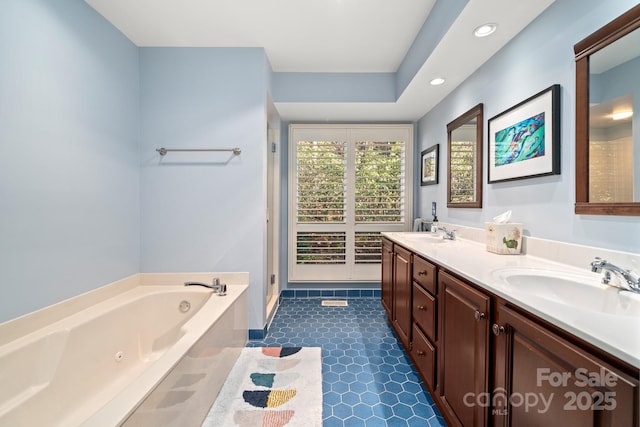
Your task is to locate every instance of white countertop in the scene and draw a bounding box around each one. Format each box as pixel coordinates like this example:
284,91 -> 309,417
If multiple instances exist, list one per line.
383,232 -> 640,369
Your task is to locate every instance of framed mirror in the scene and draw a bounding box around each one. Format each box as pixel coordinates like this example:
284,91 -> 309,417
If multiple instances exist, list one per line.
447,104 -> 483,208
574,4 -> 640,215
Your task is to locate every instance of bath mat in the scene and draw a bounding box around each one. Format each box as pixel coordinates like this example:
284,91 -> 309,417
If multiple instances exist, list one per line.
321,300 -> 348,307
202,347 -> 322,427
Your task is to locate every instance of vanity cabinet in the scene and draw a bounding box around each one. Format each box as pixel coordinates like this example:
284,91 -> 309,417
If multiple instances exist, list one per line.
392,244 -> 412,349
382,236 -> 639,427
439,271 -> 491,427
381,237 -> 394,318
493,302 -> 639,427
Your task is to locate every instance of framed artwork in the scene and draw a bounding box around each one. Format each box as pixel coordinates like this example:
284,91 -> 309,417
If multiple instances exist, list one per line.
488,84 -> 560,183
420,144 -> 439,186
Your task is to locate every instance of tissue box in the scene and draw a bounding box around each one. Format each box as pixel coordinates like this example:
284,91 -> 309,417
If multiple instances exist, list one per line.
485,223 -> 523,254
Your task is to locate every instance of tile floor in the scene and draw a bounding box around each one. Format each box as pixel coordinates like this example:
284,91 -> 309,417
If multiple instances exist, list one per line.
247,297 -> 447,427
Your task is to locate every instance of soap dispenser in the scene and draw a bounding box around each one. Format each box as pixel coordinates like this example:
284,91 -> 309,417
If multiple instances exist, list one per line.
430,202 -> 439,233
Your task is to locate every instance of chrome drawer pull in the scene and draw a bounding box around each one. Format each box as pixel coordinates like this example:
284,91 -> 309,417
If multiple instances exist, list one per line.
418,270 -> 427,276
416,305 -> 426,310
474,310 -> 486,321
416,350 -> 426,356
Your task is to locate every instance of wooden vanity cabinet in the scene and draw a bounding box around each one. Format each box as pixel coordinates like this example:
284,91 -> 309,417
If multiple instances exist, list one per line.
382,238 -> 639,427
391,244 -> 412,349
493,302 -> 639,427
381,237 -> 394,318
439,271 -> 491,427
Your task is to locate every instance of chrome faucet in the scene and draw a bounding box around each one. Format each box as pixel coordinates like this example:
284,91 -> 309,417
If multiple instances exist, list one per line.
185,277 -> 227,295
438,226 -> 457,240
590,257 -> 640,293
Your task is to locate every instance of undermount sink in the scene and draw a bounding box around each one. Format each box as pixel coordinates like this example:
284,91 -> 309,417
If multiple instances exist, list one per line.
403,233 -> 448,244
491,267 -> 640,317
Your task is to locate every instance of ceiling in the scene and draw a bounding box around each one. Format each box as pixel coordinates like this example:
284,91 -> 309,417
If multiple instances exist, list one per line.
85,0 -> 555,121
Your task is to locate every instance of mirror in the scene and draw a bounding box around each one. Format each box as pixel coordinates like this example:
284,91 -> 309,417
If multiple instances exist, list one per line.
575,4 -> 640,215
447,104 -> 483,208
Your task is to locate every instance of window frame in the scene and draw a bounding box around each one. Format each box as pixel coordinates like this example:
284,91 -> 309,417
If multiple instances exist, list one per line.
288,124 -> 414,282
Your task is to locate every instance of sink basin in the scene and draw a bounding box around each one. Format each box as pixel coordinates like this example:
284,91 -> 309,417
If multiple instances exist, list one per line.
491,267 -> 640,317
402,233 -> 448,244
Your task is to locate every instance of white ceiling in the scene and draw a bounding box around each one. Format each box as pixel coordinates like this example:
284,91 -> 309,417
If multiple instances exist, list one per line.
85,0 -> 555,121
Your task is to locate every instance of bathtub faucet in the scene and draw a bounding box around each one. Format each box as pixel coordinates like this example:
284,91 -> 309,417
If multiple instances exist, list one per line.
184,277 -> 226,295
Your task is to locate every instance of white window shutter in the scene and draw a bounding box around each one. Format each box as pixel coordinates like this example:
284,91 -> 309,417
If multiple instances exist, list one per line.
289,125 -> 413,282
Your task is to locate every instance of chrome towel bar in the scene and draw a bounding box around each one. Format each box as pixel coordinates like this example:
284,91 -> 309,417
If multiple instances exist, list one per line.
156,147 -> 241,156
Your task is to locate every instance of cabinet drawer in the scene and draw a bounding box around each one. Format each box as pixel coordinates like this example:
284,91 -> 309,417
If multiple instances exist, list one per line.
412,324 -> 436,391
413,283 -> 436,342
413,255 -> 436,294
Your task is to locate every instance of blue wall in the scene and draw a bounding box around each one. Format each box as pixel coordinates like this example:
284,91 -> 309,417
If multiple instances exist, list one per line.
0,3 -> 273,328
0,0 -> 140,322
416,0 -> 640,254
139,48 -> 270,329
2,0 -> 639,325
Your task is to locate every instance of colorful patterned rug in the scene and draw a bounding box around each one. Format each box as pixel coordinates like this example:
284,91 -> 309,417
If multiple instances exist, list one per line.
203,347 -> 322,427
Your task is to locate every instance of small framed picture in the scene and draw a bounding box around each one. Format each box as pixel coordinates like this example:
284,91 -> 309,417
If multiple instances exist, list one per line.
420,144 -> 439,186
488,84 -> 561,183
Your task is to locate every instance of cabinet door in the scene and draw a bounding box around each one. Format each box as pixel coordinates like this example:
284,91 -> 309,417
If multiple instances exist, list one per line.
493,303 -> 639,427
381,238 -> 393,318
440,272 -> 490,427
392,245 -> 412,349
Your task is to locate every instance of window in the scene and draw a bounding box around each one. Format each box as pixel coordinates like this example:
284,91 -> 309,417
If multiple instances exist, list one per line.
289,125 -> 413,282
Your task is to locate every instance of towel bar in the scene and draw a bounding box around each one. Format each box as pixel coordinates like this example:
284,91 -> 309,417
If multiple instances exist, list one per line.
156,147 -> 241,156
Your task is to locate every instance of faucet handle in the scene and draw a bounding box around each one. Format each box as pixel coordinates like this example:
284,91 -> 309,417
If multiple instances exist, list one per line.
590,257 -> 606,272
212,277 -> 220,287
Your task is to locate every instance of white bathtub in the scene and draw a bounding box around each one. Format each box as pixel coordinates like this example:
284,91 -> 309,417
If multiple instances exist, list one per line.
0,275 -> 248,427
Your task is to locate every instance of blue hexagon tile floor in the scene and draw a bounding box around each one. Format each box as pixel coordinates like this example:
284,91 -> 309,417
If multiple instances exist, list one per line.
247,297 -> 447,427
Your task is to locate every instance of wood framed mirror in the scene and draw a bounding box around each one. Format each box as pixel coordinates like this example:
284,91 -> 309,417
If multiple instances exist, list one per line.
447,103 -> 483,208
574,4 -> 640,216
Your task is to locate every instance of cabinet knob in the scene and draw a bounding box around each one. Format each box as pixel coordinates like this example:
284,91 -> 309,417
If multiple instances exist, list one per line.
416,305 -> 426,311
418,270 -> 427,276
492,323 -> 505,336
474,310 -> 486,321
416,350 -> 425,356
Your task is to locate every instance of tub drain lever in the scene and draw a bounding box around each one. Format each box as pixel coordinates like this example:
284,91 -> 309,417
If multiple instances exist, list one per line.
217,283 -> 227,296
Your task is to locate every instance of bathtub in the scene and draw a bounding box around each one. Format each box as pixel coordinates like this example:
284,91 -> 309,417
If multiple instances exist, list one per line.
0,274 -> 248,427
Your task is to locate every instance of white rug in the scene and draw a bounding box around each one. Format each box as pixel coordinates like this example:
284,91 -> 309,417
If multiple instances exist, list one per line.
203,347 -> 322,427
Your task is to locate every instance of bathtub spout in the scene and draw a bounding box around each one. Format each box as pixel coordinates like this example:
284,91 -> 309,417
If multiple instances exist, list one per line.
184,281 -> 213,289
184,278 -> 225,294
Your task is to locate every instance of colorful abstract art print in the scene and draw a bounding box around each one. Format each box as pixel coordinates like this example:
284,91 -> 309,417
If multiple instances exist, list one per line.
488,84 -> 561,183
494,112 -> 545,166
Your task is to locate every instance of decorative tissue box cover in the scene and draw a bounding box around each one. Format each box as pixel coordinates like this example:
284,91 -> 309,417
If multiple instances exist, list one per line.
485,223 -> 523,254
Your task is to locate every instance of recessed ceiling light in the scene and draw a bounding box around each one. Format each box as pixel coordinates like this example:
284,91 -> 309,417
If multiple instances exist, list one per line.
474,23 -> 497,38
430,77 -> 445,86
